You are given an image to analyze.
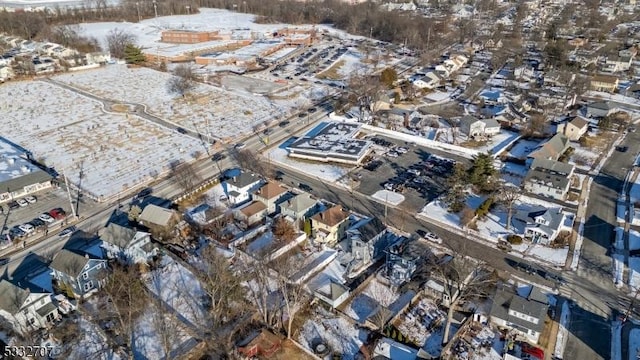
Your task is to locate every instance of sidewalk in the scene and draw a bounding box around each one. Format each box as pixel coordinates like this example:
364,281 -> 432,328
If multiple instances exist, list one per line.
566,176 -> 591,271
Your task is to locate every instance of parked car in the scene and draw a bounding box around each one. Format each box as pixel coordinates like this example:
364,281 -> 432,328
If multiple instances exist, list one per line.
58,226 -> 76,238
25,195 -> 37,204
29,218 -> 45,227
497,241 -> 512,252
274,170 -> 285,181
299,183 -> 313,192
617,145 -> 629,152
9,227 -> 25,238
7,201 -> 19,210
212,153 -> 226,161
279,120 -> 290,127
16,198 -> 28,207
49,208 -> 66,220
18,223 -> 34,234
39,213 -> 55,223
0,258 -> 8,266
137,187 -> 153,199
263,128 -> 273,135
234,143 -> 247,150
176,127 -> 188,134
425,232 -> 442,244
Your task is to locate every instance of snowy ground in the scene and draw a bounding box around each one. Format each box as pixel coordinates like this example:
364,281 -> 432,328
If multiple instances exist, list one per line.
554,301 -> 570,359
571,145 -> 600,171
630,229 -> 640,250
133,305 -> 195,360
54,65 -> 293,141
345,279 -> 400,323
471,327 -> 504,360
422,322 -> 460,358
66,318 -> 119,360
298,308 -> 369,360
475,131 -> 520,155
185,184 -> 229,225
144,255 -> 208,329
268,146 -> 353,184
394,297 -> 445,346
506,139 -> 542,159
0,80 -> 202,200
527,245 -> 569,267
371,190 -> 405,206
614,253 -> 625,286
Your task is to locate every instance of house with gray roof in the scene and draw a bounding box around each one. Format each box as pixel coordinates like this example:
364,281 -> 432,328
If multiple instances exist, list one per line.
490,285 -> 549,343
459,116 -> 501,138
524,159 -> 574,200
50,249 -> 107,298
585,101 -> 621,118
343,217 -> 400,276
0,279 -> 59,335
0,137 -> 53,205
525,134 -> 570,167
512,206 -> 566,245
139,204 -> 178,229
223,171 -> 262,206
279,192 -> 318,226
100,223 -> 156,264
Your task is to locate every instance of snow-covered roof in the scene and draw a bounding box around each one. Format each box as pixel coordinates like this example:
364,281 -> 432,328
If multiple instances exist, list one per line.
0,137 -> 52,192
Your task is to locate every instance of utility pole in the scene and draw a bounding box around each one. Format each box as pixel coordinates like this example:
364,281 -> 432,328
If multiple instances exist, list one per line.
153,0 -> 158,18
136,2 -> 141,22
62,171 -> 77,220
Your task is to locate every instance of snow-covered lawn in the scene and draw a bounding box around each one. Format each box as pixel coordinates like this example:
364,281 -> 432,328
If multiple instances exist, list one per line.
133,306 -> 195,360
424,90 -> 452,102
476,131 -> 520,155
471,327 -> 504,360
54,65 -> 292,141
571,146 -> 600,171
298,308 -> 369,360
0,80 -> 202,200
268,146 -> 353,183
185,183 -> 229,225
422,322 -> 460,358
585,91 -> 640,106
67,318 -> 120,360
345,279 -> 400,323
527,245 -> 569,267
145,255 -> 208,329
506,139 -> 542,159
372,190 -> 405,205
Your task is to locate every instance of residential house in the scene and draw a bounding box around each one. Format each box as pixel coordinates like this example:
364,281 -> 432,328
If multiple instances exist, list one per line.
223,171 -> 262,206
347,217 -> 394,266
459,116 -> 501,138
524,159 -> 575,200
138,204 -> 179,236
586,101 -> 620,118
479,90 -> 506,105
526,133 -> 570,167
619,47 -> 638,58
100,223 -> 156,264
590,74 -> 619,93
311,205 -> 350,245
490,285 -> 549,344
236,201 -> 268,226
236,329 -> 283,358
307,259 -> 351,308
512,206 -> 566,245
49,249 -> 108,298
604,55 -> 633,73
279,192 -> 317,226
556,116 -> 589,141
413,71 -> 442,90
514,66 -> 536,82
253,181 -> 288,214
0,280 -> 59,335
384,241 -> 421,287
85,52 -> 111,65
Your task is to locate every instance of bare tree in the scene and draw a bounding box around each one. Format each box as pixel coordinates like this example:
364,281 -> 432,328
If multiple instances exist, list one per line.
169,161 -> 201,193
167,64 -> 197,97
231,149 -> 270,179
106,28 -> 136,59
367,280 -> 398,331
242,255 -> 280,329
345,70 -> 387,122
433,256 -> 495,345
272,217 -> 297,243
497,184 -> 521,230
272,255 -> 308,339
98,263 -> 149,353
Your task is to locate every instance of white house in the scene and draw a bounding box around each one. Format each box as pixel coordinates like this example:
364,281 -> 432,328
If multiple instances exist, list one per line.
0,280 -> 59,335
512,206 -> 566,245
459,116 -> 501,138
490,285 -> 548,344
223,171 -> 262,206
253,181 -> 289,214
556,116 -> 589,141
413,71 -> 442,89
100,223 -> 157,264
524,159 -> 574,200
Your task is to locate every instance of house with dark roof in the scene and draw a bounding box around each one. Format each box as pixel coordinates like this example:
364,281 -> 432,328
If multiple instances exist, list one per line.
223,171 -> 262,206
525,134 -> 570,167
512,206 -> 566,245
49,249 -> 108,298
347,217 -> 395,268
524,159 -> 574,200
490,285 -> 549,343
585,101 -> 621,118
556,116 -> 589,141
100,223 -> 156,264
279,192 -> 317,226
590,74 -> 619,93
311,205 -> 350,245
0,280 -> 59,335
253,181 -> 288,214
384,241 -> 421,287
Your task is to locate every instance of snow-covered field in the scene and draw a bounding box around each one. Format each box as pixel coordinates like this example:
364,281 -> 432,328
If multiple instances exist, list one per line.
477,131 -> 520,155
345,279 -> 399,323
134,305 -> 195,360
506,139 -> 542,159
571,146 -> 600,171
394,297 -> 445,346
145,255 -> 208,329
268,146 -> 353,184
54,65 -> 292,141
298,308 -> 369,360
554,301 -> 570,359
527,245 -> 569,267
68,318 -> 120,360
0,80 -> 202,200
371,190 -> 405,206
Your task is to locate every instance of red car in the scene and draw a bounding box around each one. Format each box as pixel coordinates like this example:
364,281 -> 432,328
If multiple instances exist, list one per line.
49,208 -> 66,220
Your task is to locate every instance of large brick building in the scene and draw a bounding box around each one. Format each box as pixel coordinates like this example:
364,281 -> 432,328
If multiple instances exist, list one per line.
161,30 -> 221,44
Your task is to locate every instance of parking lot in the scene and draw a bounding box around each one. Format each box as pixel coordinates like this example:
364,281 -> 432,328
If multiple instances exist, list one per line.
354,135 -> 466,213
0,187 -> 98,244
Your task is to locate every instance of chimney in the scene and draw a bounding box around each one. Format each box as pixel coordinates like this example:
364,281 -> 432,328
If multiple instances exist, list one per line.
84,253 -> 89,259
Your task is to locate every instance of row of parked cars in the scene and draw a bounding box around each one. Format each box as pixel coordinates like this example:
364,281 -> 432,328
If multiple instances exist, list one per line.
6,195 -> 37,210
9,208 -> 67,239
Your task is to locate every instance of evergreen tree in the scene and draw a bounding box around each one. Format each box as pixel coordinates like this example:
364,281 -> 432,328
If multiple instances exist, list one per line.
124,44 -> 146,64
